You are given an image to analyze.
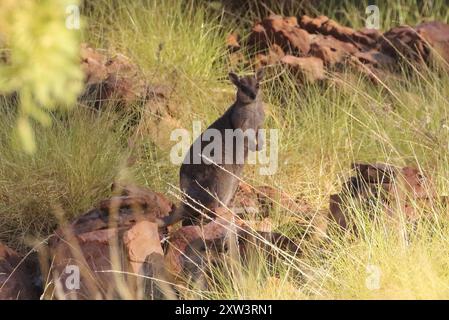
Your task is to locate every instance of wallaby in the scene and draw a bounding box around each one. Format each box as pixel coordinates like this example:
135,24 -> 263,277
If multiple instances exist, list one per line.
158,69 -> 265,227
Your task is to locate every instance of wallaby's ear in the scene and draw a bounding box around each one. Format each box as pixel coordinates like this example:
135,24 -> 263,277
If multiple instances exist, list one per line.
255,68 -> 264,82
228,72 -> 240,87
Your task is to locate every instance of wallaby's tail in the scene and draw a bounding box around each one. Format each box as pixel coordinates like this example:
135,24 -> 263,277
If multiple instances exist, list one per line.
157,205 -> 185,227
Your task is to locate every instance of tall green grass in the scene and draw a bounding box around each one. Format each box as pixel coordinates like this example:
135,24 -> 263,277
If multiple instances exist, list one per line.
1,0 -> 449,298
0,108 -> 132,250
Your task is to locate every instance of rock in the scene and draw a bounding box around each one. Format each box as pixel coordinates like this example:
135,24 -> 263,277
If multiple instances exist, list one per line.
229,183 -> 328,242
280,55 -> 326,82
164,225 -> 204,278
379,25 -> 427,63
309,35 -> 358,67
230,182 -> 260,215
80,44 -> 171,110
353,49 -> 395,68
299,15 -> 330,34
123,221 -> 163,274
164,205 -> 299,287
69,186 -> 172,235
165,227 -> 302,291
80,43 -> 108,85
355,28 -> 382,47
226,32 -> 241,51
416,21 -> 449,65
137,100 -> 184,151
232,14 -> 449,85
0,243 -> 40,300
254,44 -> 286,68
48,185 -> 173,299
300,15 -> 377,50
230,182 -> 313,218
164,208 -> 244,280
100,54 -> 147,105
379,21 -> 449,67
329,163 -> 439,231
249,15 -> 310,55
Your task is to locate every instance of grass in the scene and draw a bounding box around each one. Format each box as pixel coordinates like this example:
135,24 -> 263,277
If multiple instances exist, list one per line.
1,0 -> 449,299
0,108 -> 134,250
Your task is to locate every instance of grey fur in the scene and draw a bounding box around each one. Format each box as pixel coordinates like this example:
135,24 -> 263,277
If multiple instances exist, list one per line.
159,70 -> 265,226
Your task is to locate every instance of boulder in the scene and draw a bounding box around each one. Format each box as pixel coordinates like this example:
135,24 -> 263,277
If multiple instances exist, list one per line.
379,25 -> 428,62
164,208 -> 301,289
300,15 -> 378,49
164,207 -> 245,280
416,21 -> 449,65
80,44 -> 171,109
280,55 -> 326,82
230,182 -> 313,217
378,21 -> 449,67
226,32 -> 241,51
0,243 -> 40,300
248,15 -> 310,55
48,185 -> 174,299
231,14 -> 449,84
309,35 -> 358,67
329,163 -> 440,231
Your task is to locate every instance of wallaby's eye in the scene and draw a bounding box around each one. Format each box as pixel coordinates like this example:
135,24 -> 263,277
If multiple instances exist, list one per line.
255,83 -> 260,89
241,85 -> 255,99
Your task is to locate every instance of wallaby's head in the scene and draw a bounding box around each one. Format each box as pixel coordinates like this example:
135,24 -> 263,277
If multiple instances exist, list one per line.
229,69 -> 264,104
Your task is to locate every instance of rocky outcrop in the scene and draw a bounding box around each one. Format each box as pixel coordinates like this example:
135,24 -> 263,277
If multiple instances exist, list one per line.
47,185 -> 174,299
232,15 -> 449,83
44,183 -> 307,298
80,43 -> 171,109
0,243 -> 40,300
329,163 -> 445,231
379,21 -> 449,67
231,182 -> 313,218
45,185 -> 300,299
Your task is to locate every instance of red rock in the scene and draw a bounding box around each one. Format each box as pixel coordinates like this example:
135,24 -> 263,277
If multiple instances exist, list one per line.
123,221 -> 163,274
416,21 -> 449,65
353,50 -> 395,68
247,23 -> 268,49
164,225 -> 202,277
226,32 -> 241,51
164,206 -> 249,280
280,55 -> 325,82
300,15 -> 373,48
300,15 -> 329,33
231,182 -> 313,218
379,25 -> 426,62
49,185 -> 171,299
309,35 -> 358,67
354,28 -> 382,47
80,43 -> 108,85
379,21 -> 449,67
329,163 -> 439,230
255,44 -> 286,69
230,182 -> 260,215
80,44 -> 170,110
0,243 -> 40,300
249,15 -> 310,55
69,186 -> 172,235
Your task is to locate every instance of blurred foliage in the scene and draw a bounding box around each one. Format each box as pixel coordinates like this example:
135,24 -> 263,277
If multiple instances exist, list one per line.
0,0 -> 84,153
